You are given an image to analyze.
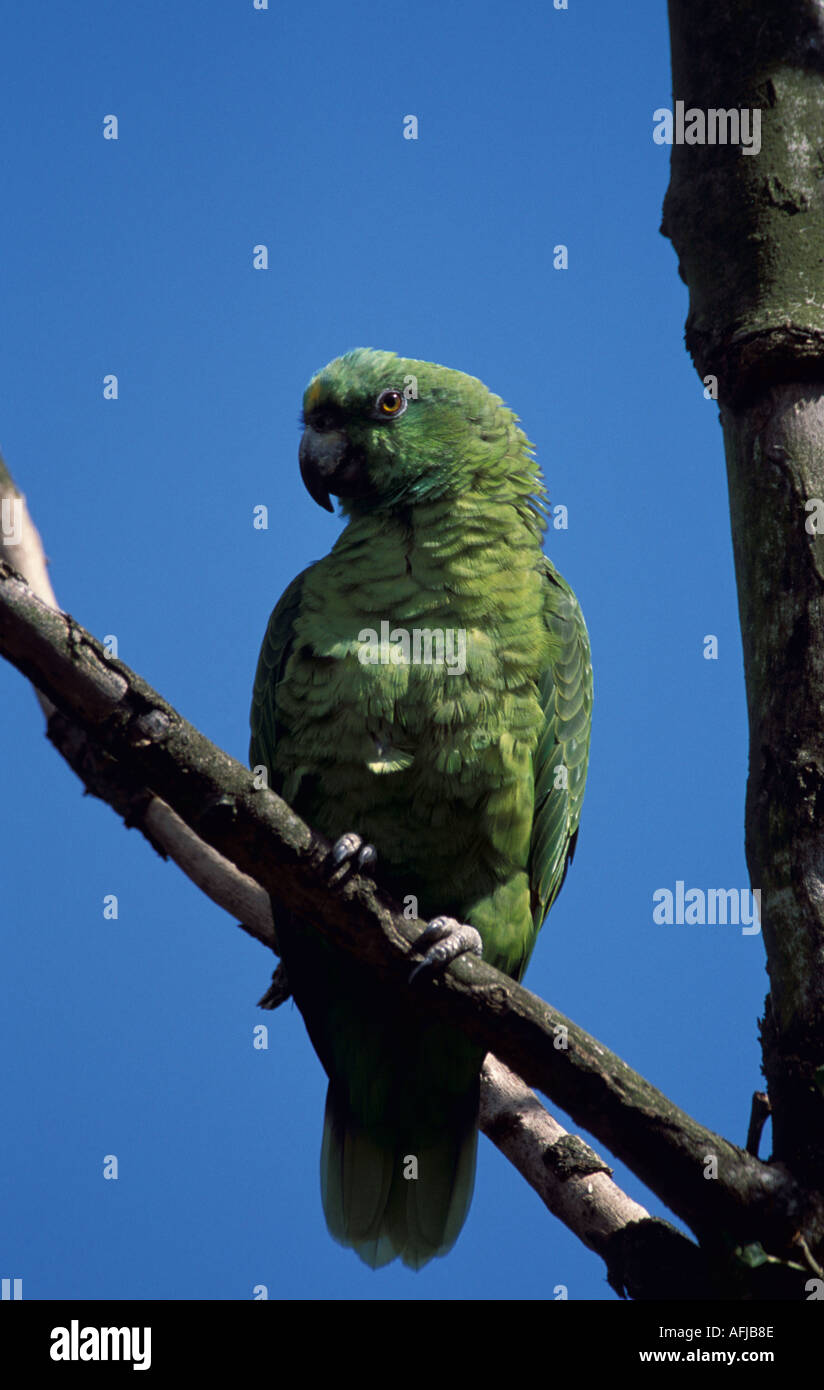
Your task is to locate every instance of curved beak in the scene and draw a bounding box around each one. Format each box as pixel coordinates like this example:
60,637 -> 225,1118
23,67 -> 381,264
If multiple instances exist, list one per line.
299,425 -> 367,512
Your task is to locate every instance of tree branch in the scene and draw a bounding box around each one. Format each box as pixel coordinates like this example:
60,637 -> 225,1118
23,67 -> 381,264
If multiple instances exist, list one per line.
1,455 -> 696,1295
479,1057 -> 714,1299
2,536 -> 821,1283
663,0 -> 824,1193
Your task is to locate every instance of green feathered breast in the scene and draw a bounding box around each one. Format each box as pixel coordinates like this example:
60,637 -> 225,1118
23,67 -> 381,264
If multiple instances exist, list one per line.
250,349 -> 592,1268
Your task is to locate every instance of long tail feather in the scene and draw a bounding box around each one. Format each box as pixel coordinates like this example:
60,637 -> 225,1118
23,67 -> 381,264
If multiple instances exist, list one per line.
320,1081 -> 479,1270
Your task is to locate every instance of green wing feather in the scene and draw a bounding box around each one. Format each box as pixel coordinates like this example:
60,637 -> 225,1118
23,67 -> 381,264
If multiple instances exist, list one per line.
249,552 -> 591,1271
529,556 -> 593,935
249,567 -> 314,958
249,566 -> 313,780
249,562 -> 483,1269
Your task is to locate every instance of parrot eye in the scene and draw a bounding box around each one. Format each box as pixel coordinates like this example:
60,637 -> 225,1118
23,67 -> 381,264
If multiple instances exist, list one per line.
374,388 -> 407,419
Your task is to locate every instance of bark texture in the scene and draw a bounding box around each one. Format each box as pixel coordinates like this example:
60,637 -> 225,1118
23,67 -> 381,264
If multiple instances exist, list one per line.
662,1 -> 824,1191
2,560 -> 822,1288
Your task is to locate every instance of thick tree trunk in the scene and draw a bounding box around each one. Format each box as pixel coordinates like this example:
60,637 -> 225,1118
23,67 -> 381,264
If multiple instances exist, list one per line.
663,1 -> 824,1193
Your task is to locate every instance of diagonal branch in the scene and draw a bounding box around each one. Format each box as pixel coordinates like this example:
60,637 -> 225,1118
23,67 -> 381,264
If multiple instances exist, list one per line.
2,534 -> 821,1276
479,1056 -> 713,1300
1,455 -> 696,1295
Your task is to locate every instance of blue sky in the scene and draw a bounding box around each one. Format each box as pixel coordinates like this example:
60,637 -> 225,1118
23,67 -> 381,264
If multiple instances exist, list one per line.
0,1 -> 764,1302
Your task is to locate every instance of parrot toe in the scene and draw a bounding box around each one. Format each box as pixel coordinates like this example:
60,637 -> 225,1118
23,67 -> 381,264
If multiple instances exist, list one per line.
330,832 -> 378,873
257,962 -> 291,1010
409,916 -> 483,983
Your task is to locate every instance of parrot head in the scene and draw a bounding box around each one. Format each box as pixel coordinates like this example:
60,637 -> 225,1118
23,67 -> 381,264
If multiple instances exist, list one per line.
298,347 -> 545,518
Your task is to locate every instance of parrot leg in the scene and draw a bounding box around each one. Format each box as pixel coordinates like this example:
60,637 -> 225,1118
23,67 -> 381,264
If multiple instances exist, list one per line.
409,916 -> 483,983
330,832 -> 378,873
257,962 -> 291,1010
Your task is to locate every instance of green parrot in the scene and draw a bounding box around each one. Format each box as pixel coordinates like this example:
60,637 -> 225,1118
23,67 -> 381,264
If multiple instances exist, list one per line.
249,348 -> 592,1269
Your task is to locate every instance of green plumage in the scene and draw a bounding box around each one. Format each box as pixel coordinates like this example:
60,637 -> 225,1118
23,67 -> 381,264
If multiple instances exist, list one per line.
250,349 -> 592,1268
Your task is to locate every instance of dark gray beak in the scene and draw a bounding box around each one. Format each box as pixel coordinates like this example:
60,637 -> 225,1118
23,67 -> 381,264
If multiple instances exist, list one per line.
299,425 -> 367,512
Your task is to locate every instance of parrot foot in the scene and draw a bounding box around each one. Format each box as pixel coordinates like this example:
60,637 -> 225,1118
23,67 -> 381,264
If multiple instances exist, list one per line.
409,916 -> 483,983
257,962 -> 291,1010
330,832 -> 378,874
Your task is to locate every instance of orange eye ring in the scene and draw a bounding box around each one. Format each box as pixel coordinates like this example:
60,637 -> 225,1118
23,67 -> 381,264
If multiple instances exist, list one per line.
375,388 -> 407,418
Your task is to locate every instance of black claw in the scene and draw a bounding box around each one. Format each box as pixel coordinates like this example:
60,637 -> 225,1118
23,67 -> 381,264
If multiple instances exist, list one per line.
257,963 -> 291,1010
408,955 -> 437,985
